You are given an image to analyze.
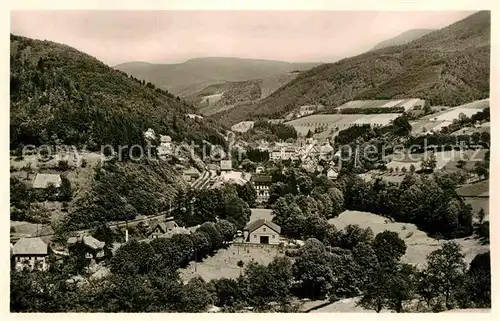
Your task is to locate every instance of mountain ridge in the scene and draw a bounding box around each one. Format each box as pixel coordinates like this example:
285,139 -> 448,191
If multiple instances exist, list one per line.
213,11 -> 490,125
114,57 -> 321,96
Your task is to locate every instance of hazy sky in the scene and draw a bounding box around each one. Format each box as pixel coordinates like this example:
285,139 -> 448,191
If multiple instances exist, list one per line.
11,10 -> 475,66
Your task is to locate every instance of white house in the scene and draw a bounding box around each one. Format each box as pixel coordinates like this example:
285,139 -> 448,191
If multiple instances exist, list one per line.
220,160 -> 233,171
11,237 -> 49,271
186,114 -> 203,120
243,219 -> 281,245
250,175 -> 272,203
32,173 -> 62,189
144,128 -> 156,142
158,135 -> 173,157
327,168 -> 339,180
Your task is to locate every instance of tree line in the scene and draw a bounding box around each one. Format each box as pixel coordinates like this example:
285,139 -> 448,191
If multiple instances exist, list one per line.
266,165 -> 473,239
10,226 -> 490,312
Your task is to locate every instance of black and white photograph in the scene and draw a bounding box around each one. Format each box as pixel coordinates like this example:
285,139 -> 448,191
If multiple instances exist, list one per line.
8,2 -> 493,314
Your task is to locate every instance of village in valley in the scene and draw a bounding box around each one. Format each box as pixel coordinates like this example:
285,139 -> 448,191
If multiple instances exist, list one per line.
9,10 -> 491,314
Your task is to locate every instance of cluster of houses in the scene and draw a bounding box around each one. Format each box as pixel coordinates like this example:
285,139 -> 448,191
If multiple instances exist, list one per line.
179,138 -> 341,203
9,215 -> 192,272
265,139 -> 337,162
144,128 -> 174,160
10,213 -> 285,272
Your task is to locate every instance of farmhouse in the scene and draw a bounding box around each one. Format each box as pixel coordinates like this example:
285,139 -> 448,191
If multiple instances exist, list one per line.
149,218 -> 180,239
244,219 -> 281,244
320,143 -> 334,159
67,235 -> 105,263
251,175 -> 272,203
11,237 -> 49,271
286,104 -> 325,120
32,173 -> 62,189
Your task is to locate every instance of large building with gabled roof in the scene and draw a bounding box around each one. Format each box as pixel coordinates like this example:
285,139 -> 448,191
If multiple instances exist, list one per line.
243,219 -> 281,245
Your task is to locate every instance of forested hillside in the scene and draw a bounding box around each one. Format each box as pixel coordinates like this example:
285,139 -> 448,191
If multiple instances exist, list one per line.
115,57 -> 319,96
214,11 -> 490,125
370,29 -> 435,51
10,34 -> 227,150
189,72 -> 299,116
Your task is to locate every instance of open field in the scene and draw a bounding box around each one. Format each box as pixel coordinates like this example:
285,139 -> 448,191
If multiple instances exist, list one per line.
310,296 -> 390,313
180,244 -> 283,282
456,179 -> 489,197
410,119 -> 450,135
249,208 -> 273,222
309,297 -> 490,313
286,113 -> 401,136
11,221 -> 40,236
10,152 -> 104,171
200,93 -> 224,105
231,121 -> 255,133
336,98 -> 424,112
328,210 -> 489,267
411,99 -> 489,135
311,297 -> 391,313
464,198 -> 489,221
451,122 -> 490,136
385,150 -> 474,172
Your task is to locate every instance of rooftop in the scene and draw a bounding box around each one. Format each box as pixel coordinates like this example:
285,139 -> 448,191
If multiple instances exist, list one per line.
67,235 -> 105,250
13,237 -> 48,255
244,219 -> 281,234
183,167 -> 201,175
160,135 -> 172,142
32,173 -> 62,189
251,175 -> 272,183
